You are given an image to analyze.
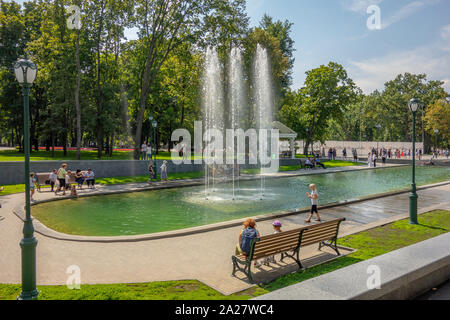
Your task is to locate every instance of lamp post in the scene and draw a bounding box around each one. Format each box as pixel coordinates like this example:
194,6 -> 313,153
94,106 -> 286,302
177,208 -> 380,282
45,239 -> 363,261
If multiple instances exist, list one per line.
434,129 -> 439,153
408,98 -> 420,225
152,119 -> 158,178
376,124 -> 382,157
14,57 -> 39,300
149,115 -> 153,158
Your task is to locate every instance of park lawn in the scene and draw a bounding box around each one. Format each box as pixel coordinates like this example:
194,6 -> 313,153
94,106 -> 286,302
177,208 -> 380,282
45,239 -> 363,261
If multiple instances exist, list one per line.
0,150 -> 202,162
96,171 -> 205,185
322,160 -> 364,167
0,184 -> 25,195
0,210 -> 447,300
0,280 -> 266,301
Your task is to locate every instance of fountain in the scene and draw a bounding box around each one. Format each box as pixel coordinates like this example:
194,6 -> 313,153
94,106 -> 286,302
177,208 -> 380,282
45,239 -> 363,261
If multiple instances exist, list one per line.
254,44 -> 273,200
202,47 -> 224,199
202,45 -> 274,201
229,46 -> 246,200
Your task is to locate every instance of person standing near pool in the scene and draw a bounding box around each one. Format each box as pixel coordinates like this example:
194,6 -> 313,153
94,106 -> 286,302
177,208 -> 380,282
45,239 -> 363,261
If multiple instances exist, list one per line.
147,143 -> 152,161
160,160 -> 168,181
55,163 -> 67,196
148,160 -> 155,184
305,184 -> 321,223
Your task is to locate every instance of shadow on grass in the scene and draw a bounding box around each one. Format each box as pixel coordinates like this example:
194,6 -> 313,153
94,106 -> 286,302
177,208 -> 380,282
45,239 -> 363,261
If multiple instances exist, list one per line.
260,256 -> 363,293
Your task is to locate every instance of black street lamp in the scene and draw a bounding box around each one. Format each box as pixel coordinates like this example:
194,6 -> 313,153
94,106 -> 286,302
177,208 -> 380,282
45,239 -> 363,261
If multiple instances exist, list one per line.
408,98 -> 420,225
14,57 -> 39,300
152,119 -> 158,178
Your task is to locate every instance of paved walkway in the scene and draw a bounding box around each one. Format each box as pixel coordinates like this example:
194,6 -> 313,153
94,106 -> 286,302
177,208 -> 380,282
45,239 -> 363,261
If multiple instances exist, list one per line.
0,166 -> 449,295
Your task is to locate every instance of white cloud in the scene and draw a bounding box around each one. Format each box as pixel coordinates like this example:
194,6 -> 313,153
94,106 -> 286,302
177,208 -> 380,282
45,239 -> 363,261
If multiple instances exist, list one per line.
441,24 -> 450,52
348,38 -> 450,93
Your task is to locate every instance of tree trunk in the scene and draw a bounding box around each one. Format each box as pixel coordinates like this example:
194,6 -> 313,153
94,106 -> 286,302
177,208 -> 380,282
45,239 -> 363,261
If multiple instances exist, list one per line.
75,29 -> 82,160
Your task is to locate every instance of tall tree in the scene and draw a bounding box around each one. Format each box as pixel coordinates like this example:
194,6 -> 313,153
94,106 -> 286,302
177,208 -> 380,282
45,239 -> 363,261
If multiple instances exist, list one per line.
131,0 -> 207,159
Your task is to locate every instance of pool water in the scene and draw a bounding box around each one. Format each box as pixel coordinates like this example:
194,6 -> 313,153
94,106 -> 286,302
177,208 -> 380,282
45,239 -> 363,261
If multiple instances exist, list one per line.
32,166 -> 450,236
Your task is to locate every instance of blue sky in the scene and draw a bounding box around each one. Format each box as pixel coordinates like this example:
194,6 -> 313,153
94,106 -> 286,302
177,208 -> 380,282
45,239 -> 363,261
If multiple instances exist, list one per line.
10,0 -> 450,93
245,0 -> 450,93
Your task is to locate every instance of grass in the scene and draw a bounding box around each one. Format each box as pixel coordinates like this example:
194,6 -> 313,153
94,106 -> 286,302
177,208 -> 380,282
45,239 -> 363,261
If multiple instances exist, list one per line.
0,280 -> 266,301
96,171 -> 205,185
0,184 -> 25,195
0,210 -> 448,300
0,150 -> 201,162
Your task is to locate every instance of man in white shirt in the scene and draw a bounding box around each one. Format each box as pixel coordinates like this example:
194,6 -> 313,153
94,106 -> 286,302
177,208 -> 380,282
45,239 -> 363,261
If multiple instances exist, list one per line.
85,169 -> 95,189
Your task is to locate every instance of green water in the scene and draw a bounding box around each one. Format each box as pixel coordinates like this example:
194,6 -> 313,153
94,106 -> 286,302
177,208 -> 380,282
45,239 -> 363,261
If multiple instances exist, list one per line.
32,166 -> 450,236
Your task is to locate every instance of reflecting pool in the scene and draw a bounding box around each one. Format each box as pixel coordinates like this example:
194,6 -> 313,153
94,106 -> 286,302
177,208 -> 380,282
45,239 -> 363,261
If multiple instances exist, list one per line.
32,166 -> 450,236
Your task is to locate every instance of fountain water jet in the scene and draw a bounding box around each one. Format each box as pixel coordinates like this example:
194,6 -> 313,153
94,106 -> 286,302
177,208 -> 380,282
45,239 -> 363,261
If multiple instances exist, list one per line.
229,46 -> 246,200
254,44 -> 273,200
202,47 -> 224,199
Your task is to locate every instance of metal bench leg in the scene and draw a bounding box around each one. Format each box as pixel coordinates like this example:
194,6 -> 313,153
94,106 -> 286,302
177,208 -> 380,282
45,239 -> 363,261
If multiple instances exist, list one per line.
247,263 -> 254,284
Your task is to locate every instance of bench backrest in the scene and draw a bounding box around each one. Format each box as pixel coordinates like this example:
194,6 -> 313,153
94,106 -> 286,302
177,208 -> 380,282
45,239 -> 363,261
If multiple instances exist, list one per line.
300,218 -> 345,247
34,171 -> 88,185
248,218 -> 345,261
251,227 -> 305,260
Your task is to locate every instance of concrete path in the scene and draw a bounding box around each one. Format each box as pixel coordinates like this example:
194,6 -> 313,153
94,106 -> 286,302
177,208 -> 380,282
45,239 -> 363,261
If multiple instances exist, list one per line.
0,170 -> 449,295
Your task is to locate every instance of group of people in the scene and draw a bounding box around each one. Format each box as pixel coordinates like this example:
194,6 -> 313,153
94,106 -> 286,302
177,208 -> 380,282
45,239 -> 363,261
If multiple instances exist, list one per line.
236,184 -> 321,265
147,160 -> 169,184
28,163 -> 96,200
304,156 -> 326,170
140,143 -> 153,161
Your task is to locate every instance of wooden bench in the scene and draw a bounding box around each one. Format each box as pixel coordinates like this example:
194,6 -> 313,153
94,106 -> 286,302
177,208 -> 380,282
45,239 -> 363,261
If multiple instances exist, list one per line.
231,218 -> 346,283
35,171 -> 87,192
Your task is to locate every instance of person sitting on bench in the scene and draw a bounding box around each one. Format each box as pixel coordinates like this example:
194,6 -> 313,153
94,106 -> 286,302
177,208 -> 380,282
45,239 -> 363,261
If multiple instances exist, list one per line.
235,219 -> 261,266
305,158 -> 314,169
314,156 -> 326,169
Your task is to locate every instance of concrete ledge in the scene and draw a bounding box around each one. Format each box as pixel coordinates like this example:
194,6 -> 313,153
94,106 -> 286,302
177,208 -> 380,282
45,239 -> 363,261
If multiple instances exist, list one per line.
253,232 -> 450,300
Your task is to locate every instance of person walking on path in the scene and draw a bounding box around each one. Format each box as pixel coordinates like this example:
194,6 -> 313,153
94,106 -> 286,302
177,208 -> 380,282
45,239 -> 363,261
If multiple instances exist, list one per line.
148,160 -> 155,185
30,173 -> 37,202
305,184 -> 321,223
332,148 -> 337,161
160,160 -> 168,181
55,163 -> 68,196
49,169 -> 58,192
368,153 -> 373,168
352,148 -> 358,163
342,148 -> 347,160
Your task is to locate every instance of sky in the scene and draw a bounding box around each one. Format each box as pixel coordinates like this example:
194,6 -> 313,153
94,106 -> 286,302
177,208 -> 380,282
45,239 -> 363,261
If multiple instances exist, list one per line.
10,0 -> 450,93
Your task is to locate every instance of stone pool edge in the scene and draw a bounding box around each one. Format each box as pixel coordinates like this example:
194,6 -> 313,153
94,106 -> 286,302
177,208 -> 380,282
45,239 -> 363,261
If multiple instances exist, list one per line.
12,180 -> 450,243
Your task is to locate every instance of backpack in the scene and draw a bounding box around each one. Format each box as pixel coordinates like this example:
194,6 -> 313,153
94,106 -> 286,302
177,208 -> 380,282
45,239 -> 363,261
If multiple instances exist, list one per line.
240,227 -> 258,254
